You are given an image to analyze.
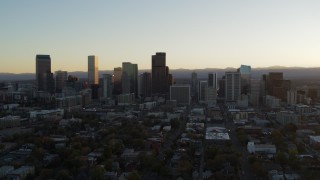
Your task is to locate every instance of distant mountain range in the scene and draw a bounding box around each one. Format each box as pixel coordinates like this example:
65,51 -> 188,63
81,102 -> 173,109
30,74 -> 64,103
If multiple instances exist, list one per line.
1,66 -> 320,81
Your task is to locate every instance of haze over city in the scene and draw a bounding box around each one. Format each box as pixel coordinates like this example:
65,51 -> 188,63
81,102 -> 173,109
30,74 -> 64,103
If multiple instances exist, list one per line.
2,1 -> 320,180
1,0 -> 320,73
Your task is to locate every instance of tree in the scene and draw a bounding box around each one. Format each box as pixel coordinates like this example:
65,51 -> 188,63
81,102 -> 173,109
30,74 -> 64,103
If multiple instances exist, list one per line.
288,149 -> 299,170
127,171 -> 141,180
177,160 -> 192,175
236,130 -> 248,145
275,151 -> 288,167
271,130 -> 286,150
103,146 -> 112,160
252,161 -> 266,178
170,118 -> 180,129
247,155 -> 257,165
0,144 -> 5,152
284,123 -> 297,133
39,169 -> 54,179
206,147 -> 218,159
90,166 -> 105,180
56,170 -> 71,180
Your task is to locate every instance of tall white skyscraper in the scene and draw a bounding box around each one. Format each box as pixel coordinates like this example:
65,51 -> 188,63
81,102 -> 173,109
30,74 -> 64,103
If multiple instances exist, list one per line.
88,55 -> 99,85
225,72 -> 241,102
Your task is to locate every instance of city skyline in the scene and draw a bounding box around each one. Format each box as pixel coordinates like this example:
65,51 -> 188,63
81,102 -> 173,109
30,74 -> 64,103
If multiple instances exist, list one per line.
1,0 -> 320,73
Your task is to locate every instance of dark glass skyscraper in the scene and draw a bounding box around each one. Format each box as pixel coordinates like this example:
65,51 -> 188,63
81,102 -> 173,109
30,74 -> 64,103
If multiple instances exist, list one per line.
152,52 -> 169,96
36,55 -> 52,92
139,72 -> 152,98
55,70 -> 68,93
113,67 -> 122,95
122,62 -> 138,97
191,71 -> 198,96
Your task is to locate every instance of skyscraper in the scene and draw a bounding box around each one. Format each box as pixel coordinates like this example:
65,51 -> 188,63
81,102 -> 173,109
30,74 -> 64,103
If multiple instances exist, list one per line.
55,70 -> 68,93
208,73 -> 218,89
199,80 -> 208,103
152,52 -> 169,96
207,73 -> 218,106
238,65 -> 251,95
191,71 -> 198,98
170,85 -> 191,105
122,62 -> 138,97
264,72 -> 291,101
139,72 -> 152,98
250,79 -> 261,106
102,74 -> 113,98
113,67 -> 122,95
88,55 -> 99,85
225,72 -> 241,102
36,55 -> 53,92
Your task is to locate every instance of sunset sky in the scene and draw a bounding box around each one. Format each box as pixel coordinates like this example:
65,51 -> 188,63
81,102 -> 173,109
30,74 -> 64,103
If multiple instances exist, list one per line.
1,0 -> 320,73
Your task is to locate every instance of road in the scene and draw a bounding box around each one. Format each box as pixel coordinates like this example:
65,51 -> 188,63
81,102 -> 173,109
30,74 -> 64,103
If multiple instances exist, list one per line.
222,106 -> 256,180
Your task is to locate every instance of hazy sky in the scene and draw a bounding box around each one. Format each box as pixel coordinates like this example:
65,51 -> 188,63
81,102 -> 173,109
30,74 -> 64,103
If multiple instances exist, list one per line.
1,0 -> 320,73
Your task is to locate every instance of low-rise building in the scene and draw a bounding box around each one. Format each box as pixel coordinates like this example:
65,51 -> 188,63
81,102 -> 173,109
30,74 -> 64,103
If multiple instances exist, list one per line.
265,95 -> 280,108
205,127 -> 230,143
247,142 -> 276,154
228,109 -> 248,122
6,166 -> 35,180
139,101 -> 157,110
296,129 -> 315,137
294,104 -> 312,114
309,136 -> 320,147
276,111 -> 300,125
117,93 -> 135,106
268,170 -> 300,180
0,116 -> 21,129
121,149 -> 140,161
0,165 -> 14,179
59,117 -> 82,127
30,109 -> 64,120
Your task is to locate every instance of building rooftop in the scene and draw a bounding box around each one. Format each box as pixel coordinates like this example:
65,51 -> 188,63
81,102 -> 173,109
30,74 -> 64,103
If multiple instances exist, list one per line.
255,144 -> 276,149
205,132 -> 230,140
309,136 -> 320,142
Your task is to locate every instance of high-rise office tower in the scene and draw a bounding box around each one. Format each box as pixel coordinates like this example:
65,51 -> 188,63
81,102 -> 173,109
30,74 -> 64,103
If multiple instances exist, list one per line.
102,74 -> 113,98
139,72 -> 152,98
225,72 -> 241,102
287,89 -> 297,105
113,67 -> 122,95
199,80 -> 208,103
264,72 -> 291,101
207,73 -> 218,106
208,73 -> 218,89
152,52 -> 169,96
170,85 -> 191,105
191,71 -> 198,98
218,76 -> 226,99
250,79 -> 261,106
66,75 -> 83,92
238,65 -> 251,95
55,70 -> 68,93
36,55 -> 54,92
122,62 -> 138,97
88,55 -> 99,85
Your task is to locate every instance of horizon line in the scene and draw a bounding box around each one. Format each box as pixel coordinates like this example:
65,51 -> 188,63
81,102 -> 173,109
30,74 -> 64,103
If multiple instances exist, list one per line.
1,66 -> 320,74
